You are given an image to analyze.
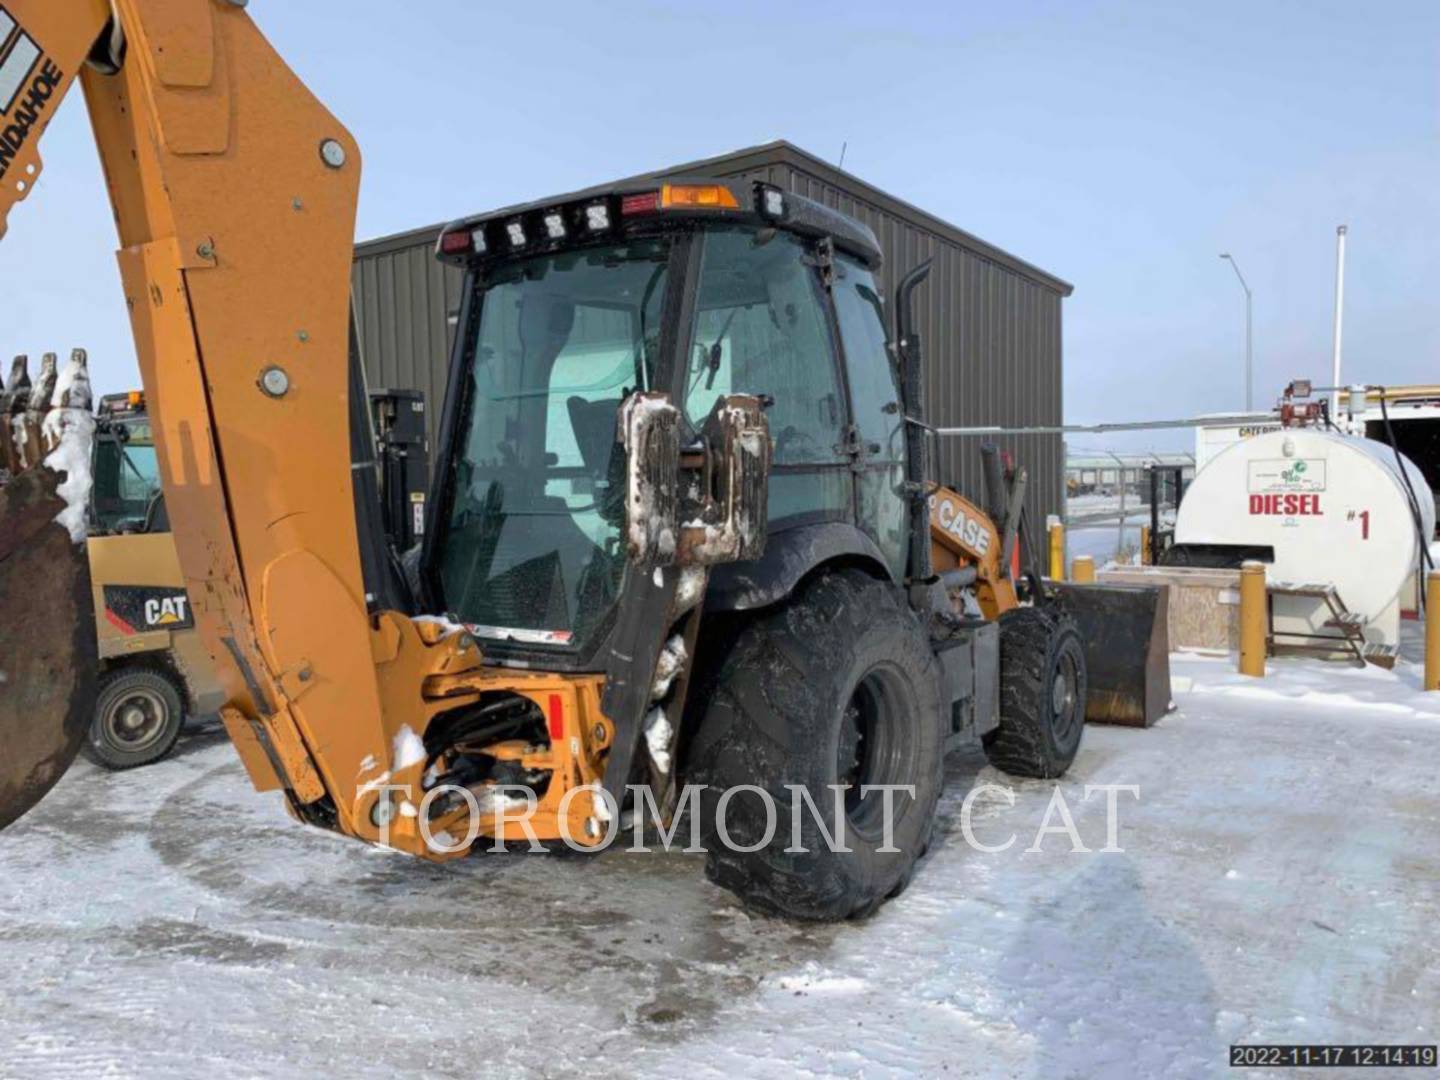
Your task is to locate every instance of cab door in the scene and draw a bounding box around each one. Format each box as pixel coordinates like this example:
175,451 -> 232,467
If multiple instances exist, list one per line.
830,254 -> 908,581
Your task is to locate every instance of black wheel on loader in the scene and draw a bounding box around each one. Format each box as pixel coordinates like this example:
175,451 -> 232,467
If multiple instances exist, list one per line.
984,606 -> 1087,779
686,568 -> 945,921
84,667 -> 186,771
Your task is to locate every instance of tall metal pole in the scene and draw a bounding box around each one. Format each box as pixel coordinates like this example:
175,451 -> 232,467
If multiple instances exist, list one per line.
1220,253 -> 1254,410
1331,225 -> 1348,418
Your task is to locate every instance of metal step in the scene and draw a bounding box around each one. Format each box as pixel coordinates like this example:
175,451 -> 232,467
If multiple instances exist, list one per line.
1270,582 -> 1340,601
1362,643 -> 1400,670
1324,611 -> 1369,632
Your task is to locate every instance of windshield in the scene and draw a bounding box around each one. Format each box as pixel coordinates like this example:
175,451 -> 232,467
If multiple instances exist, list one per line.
439,237 -> 671,648
92,417 -> 162,534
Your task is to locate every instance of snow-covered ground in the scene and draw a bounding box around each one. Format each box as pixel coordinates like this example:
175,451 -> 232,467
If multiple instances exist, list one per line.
2,645 -> 1437,1079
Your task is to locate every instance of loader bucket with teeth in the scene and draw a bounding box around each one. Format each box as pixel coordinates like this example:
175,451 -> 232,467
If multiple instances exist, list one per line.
0,351 -> 98,831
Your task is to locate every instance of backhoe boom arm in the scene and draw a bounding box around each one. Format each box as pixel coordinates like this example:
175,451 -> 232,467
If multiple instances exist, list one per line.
0,0 -> 489,850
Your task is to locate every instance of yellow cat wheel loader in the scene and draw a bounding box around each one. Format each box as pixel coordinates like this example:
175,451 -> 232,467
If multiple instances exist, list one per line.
78,386 -> 223,768
0,0 -> 1167,918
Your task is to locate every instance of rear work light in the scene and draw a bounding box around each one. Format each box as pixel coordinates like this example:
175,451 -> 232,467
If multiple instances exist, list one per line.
621,191 -> 661,216
660,184 -> 739,210
440,228 -> 486,255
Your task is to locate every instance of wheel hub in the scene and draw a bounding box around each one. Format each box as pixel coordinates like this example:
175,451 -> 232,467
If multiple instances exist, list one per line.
1052,671 -> 1073,716
105,689 -> 167,749
1049,655 -> 1080,744
838,666 -> 917,838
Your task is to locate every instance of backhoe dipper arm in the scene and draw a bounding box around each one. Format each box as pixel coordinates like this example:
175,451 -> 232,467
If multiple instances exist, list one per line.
0,1 -> 481,849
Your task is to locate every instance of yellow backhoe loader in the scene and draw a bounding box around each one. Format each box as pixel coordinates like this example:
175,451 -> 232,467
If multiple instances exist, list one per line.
0,1 -> 1166,918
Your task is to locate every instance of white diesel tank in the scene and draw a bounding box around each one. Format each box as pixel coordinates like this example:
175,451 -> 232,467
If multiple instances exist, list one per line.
1174,428 -> 1434,650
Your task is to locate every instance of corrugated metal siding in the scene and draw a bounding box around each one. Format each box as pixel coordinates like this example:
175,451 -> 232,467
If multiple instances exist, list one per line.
350,242 -> 464,453
351,143 -> 1065,526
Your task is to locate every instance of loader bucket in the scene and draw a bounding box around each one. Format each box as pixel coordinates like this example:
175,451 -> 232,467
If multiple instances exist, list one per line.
1050,582 -> 1172,727
0,355 -> 97,832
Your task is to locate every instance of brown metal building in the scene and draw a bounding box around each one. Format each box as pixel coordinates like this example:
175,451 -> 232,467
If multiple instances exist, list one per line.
351,140 -> 1072,524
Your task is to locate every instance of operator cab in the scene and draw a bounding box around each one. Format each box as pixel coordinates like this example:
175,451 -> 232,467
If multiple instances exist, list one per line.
424,180 -> 903,669
91,391 -> 165,536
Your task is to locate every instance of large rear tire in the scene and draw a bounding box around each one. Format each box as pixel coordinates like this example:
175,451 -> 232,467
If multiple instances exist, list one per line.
686,569 -> 944,920
984,606 -> 1086,779
84,667 -> 186,771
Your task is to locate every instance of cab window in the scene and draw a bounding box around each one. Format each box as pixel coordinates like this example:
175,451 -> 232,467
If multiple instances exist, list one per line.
684,228 -> 850,523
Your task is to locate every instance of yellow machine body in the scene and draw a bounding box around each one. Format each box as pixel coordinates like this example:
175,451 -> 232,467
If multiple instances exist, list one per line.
87,531 -> 224,711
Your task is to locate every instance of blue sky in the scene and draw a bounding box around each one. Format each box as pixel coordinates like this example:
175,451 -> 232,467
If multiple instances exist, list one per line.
3,0 -> 1435,452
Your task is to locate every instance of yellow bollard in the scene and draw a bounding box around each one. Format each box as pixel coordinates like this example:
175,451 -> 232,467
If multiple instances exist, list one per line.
1239,560 -> 1267,677
1072,555 -> 1095,584
1426,571 -> 1440,691
1140,525 -> 1152,566
1048,518 -> 1066,581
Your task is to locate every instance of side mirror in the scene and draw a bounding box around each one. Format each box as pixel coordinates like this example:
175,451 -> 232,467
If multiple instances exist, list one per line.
620,391 -> 681,567
679,395 -> 771,565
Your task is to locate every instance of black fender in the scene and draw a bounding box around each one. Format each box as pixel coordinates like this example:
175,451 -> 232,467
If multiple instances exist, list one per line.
705,521 -> 894,613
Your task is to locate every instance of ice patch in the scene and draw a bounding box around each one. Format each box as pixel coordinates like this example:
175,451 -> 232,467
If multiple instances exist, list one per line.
392,725 -> 426,771
39,352 -> 94,543
675,565 -> 706,611
413,614 -> 466,635
650,634 -> 687,701
356,770 -> 392,798
42,409 -> 95,544
586,781 -> 613,823
644,707 -> 673,774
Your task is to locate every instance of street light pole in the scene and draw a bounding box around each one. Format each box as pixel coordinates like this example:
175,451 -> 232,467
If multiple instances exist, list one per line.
1219,253 -> 1254,411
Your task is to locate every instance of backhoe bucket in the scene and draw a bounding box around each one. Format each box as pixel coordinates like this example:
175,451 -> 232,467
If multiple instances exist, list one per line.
1051,582 -> 1172,727
0,355 -> 97,831
0,469 -> 95,830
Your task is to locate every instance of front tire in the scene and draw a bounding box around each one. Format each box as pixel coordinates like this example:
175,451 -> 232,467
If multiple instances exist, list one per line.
686,569 -> 944,920
984,606 -> 1086,778
84,667 -> 186,771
